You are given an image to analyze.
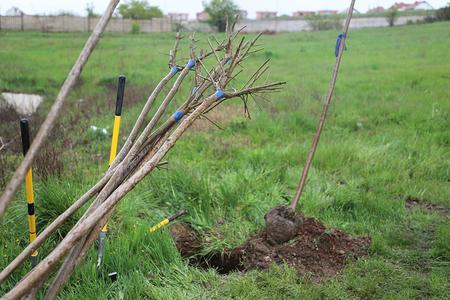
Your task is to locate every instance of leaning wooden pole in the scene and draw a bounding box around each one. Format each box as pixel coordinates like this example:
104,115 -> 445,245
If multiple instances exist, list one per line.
0,0 -> 121,219
290,0 -> 356,210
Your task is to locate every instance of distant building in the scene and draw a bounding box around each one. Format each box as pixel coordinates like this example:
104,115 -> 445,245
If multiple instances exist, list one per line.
196,10 -> 210,21
392,1 -> 434,11
414,1 -> 434,10
317,10 -> 338,15
292,11 -> 316,17
5,6 -> 25,16
168,13 -> 189,22
255,11 -> 277,20
367,6 -> 386,13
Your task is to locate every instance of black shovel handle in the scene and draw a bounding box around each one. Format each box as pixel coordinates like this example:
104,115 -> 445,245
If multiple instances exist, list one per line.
20,119 -> 30,156
115,75 -> 126,116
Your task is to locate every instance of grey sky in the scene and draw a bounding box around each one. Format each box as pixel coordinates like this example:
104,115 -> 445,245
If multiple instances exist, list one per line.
0,0 -> 447,19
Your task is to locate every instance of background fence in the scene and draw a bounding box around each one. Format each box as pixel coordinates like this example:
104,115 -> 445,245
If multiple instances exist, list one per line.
0,15 -> 173,33
0,15 -> 425,33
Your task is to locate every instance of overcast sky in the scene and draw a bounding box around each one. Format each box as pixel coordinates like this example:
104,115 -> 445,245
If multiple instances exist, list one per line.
0,0 -> 447,19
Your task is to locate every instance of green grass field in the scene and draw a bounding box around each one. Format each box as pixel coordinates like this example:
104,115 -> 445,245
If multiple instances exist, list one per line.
0,22 -> 449,299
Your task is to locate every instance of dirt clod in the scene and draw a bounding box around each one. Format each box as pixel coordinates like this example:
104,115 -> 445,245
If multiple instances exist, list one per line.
265,205 -> 303,245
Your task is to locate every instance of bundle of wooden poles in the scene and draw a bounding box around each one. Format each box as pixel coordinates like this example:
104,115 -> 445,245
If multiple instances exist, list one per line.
0,19 -> 285,299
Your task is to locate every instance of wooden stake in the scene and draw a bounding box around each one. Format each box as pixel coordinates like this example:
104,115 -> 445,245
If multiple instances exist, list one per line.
290,0 -> 356,210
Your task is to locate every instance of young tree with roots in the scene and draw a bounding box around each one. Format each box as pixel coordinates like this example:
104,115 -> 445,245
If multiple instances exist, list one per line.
0,17 -> 285,299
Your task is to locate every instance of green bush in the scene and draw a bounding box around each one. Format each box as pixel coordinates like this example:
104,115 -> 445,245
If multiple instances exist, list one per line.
306,15 -> 343,31
386,8 -> 399,27
203,0 -> 240,32
411,4 -> 450,24
118,0 -> 163,19
131,22 -> 140,34
172,22 -> 186,32
422,15 -> 437,23
435,4 -> 450,21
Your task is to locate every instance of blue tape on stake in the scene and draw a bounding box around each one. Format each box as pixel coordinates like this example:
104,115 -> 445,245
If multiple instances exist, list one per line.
192,86 -> 198,94
171,66 -> 178,74
215,89 -> 225,100
173,111 -> 184,122
186,59 -> 195,69
335,33 -> 347,57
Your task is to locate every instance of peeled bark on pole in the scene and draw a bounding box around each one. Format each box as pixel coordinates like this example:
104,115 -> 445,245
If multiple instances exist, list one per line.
0,0 -> 121,218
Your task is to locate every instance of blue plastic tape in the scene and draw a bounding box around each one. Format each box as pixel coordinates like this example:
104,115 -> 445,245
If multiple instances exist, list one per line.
171,66 -> 178,74
173,111 -> 184,122
335,33 -> 347,57
186,59 -> 195,69
215,89 -> 225,100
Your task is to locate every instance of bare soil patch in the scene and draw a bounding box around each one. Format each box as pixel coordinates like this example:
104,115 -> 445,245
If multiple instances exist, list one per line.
405,196 -> 450,217
171,214 -> 370,281
170,223 -> 202,258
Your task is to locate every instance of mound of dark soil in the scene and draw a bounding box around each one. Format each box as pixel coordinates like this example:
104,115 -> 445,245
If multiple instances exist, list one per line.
239,216 -> 370,280
171,212 -> 370,281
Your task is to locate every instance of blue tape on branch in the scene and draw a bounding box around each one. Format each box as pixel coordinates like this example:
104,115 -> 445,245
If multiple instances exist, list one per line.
171,66 -> 178,74
186,59 -> 195,69
215,89 -> 225,100
192,86 -> 198,94
222,57 -> 231,65
335,33 -> 347,57
173,111 -> 184,122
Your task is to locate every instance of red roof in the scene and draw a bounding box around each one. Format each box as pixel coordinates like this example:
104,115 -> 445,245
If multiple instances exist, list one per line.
393,1 -> 429,10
